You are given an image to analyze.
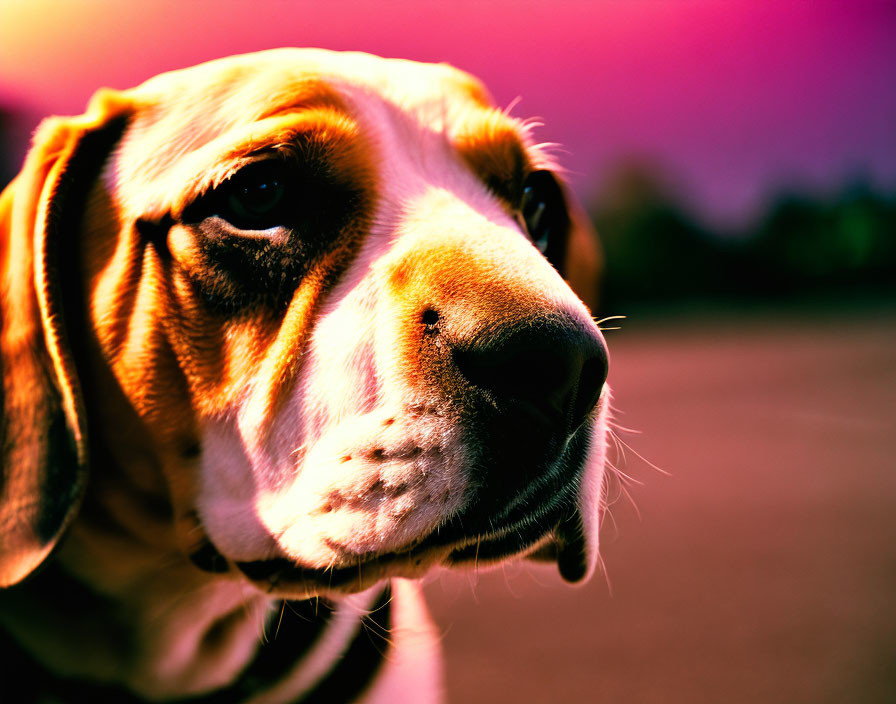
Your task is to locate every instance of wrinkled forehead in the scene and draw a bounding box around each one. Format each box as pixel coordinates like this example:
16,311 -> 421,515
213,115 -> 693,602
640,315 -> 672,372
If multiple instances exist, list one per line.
109,49 -> 533,216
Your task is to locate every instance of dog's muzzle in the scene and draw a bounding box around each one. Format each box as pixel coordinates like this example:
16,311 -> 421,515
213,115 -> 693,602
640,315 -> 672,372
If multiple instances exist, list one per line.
227,300 -> 609,591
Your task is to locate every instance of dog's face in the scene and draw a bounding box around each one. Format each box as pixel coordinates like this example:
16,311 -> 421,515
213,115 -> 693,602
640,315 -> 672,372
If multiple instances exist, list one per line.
1,49 -> 609,596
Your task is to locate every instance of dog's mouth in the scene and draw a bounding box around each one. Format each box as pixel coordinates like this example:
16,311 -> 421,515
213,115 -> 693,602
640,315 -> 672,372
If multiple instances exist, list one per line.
234,504 -> 589,593
229,420 -> 597,595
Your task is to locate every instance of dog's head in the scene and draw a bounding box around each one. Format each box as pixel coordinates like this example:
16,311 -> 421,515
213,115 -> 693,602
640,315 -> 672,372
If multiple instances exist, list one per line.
0,49 -> 609,596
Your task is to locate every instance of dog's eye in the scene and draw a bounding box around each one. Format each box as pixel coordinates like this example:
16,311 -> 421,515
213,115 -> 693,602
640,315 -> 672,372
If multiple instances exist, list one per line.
518,170 -> 565,255
213,160 -> 291,230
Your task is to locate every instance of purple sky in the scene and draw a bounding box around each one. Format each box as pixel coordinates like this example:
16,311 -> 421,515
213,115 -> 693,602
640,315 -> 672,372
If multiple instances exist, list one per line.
1,0 -> 893,226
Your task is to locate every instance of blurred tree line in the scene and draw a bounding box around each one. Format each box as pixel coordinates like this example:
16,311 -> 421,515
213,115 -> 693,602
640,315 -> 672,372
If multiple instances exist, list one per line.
0,107 -> 16,190
591,164 -> 896,312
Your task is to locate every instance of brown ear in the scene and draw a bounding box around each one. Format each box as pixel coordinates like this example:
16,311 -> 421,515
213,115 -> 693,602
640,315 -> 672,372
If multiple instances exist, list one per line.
0,90 -> 131,586
561,186 -> 603,313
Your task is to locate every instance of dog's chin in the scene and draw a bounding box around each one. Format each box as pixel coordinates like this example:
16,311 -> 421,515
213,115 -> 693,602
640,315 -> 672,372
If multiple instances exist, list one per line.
234,512 -> 592,599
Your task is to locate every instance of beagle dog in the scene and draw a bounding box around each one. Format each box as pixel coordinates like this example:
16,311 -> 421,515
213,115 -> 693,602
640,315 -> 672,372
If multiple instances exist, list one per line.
0,49 -> 609,703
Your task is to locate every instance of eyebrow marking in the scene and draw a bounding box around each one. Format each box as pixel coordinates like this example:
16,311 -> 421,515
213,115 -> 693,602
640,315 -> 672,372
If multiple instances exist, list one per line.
165,106 -> 370,219
255,79 -> 351,121
453,109 -> 533,204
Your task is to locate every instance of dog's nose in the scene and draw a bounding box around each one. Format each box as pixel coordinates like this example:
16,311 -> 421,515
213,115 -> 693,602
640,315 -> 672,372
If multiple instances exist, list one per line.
452,320 -> 608,435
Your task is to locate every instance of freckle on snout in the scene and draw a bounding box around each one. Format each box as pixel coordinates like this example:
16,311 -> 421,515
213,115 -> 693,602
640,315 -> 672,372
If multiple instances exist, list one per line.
388,483 -> 410,497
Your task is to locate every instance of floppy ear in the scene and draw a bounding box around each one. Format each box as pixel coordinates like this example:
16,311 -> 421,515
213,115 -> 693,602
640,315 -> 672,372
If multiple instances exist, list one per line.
562,187 -> 603,313
0,90 -> 131,586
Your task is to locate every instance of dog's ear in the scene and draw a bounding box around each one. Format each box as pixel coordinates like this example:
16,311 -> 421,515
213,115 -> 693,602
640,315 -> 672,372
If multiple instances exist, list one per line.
0,90 -> 131,586
561,187 -> 603,313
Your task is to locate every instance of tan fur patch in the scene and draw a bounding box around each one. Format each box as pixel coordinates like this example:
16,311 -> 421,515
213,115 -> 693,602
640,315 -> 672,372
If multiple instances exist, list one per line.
454,109 -> 533,206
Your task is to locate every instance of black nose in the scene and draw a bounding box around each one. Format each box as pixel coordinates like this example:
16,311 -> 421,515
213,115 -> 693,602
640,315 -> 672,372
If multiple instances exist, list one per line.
452,319 -> 608,434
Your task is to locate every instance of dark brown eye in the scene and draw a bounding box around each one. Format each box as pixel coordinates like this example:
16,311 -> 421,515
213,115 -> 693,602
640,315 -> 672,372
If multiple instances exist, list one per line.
228,176 -> 284,220
518,170 -> 571,273
207,160 -> 291,230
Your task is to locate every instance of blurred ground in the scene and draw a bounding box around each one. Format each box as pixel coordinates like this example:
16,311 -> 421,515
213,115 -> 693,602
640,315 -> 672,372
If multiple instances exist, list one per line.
424,305 -> 896,704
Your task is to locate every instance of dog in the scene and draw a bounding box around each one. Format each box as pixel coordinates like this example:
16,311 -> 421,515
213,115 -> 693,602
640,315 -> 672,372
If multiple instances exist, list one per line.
0,49 -> 610,703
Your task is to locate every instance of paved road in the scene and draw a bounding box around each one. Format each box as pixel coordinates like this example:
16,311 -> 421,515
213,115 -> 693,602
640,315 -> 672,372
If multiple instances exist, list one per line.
424,307 -> 896,704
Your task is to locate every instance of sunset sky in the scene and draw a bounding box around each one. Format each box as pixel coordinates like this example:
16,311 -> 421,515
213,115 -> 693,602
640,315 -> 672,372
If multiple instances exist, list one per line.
0,0 -> 893,226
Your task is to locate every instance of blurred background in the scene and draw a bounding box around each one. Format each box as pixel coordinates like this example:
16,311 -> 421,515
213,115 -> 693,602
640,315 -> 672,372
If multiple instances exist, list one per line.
1,1 -> 894,701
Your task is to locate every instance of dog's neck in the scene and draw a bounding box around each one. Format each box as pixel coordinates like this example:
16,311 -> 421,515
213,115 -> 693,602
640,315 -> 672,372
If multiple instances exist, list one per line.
0,560 -> 392,703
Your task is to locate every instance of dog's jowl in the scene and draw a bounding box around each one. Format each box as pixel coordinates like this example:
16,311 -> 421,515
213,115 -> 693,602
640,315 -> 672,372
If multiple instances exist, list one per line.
0,49 -> 610,703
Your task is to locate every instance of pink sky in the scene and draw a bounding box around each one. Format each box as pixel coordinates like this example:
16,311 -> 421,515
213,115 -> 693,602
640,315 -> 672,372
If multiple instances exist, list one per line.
1,0 -> 893,226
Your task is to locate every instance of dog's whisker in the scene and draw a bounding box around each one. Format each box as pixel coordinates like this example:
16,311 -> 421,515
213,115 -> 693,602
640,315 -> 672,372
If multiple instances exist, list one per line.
608,428 -> 628,467
606,451 -> 645,488
600,501 -> 620,536
616,479 -> 643,522
473,535 -> 481,573
609,421 -> 643,435
500,562 -> 522,600
611,430 -> 670,477
596,553 -> 614,597
593,314 -> 627,326
273,601 -> 287,640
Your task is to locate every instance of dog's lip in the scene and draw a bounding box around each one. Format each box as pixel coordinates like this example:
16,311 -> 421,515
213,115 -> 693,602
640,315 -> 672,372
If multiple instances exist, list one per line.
442,506 -> 590,583
234,547 -> 447,592
233,503 -> 584,591
526,510 -> 590,583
